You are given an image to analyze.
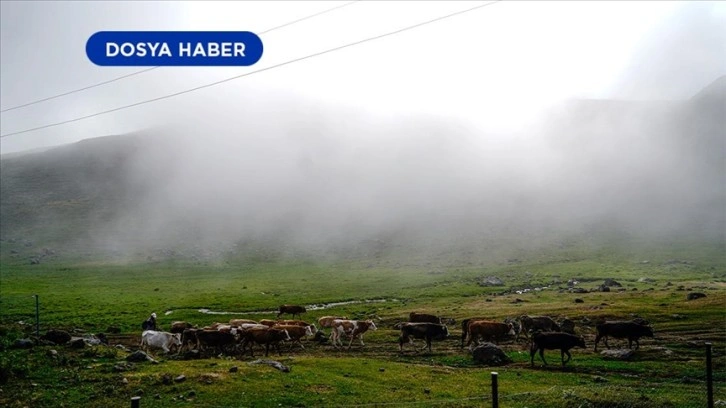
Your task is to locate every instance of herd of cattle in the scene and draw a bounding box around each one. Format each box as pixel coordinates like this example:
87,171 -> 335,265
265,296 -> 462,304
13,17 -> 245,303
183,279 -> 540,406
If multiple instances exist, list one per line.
139,305 -> 655,366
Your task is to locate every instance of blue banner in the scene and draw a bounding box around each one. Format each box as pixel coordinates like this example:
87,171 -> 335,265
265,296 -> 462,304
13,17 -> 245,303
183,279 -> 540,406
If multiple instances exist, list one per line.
86,31 -> 263,66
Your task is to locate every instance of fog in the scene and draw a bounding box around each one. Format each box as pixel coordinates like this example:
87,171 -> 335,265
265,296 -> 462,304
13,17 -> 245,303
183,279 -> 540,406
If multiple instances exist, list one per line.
1,1 -> 724,259
84,81 -> 723,258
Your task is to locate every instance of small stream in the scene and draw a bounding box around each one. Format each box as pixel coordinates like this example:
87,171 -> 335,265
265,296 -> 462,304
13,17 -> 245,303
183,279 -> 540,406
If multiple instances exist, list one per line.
165,298 -> 398,316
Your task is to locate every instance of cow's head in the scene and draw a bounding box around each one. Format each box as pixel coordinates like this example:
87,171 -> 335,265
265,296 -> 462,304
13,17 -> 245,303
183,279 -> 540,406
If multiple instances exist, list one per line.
643,326 -> 655,338
506,323 -> 516,336
304,326 -> 313,337
366,320 -> 378,331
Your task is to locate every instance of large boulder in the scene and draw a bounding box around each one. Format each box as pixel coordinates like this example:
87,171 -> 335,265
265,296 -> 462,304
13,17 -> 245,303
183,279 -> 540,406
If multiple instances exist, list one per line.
126,350 -> 157,363
687,292 -> 707,301
472,343 -> 512,366
41,330 -> 71,345
603,278 -> 622,287
600,349 -> 635,360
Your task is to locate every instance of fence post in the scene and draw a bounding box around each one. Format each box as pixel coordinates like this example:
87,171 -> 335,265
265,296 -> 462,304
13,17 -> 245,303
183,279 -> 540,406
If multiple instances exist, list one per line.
706,343 -> 713,408
491,371 -> 499,408
131,396 -> 141,408
33,294 -> 40,338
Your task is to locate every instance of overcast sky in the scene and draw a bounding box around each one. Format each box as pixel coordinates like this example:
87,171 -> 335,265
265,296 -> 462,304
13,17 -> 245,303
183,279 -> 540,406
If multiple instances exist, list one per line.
0,1 -> 724,154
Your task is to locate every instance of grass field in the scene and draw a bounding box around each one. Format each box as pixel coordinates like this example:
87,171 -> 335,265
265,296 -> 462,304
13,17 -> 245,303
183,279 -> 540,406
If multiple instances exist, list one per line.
1,236 -> 724,407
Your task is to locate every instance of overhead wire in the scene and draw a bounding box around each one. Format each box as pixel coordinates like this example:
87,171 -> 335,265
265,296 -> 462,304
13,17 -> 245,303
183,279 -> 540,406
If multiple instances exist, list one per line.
0,1 -> 502,139
0,0 -> 360,113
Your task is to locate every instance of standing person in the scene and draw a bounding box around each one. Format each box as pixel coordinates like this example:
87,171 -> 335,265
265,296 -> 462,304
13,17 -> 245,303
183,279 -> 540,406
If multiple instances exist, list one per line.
142,312 -> 158,331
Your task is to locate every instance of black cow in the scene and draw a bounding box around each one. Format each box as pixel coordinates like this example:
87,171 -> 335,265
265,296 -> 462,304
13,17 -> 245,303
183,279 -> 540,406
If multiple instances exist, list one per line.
399,322 -> 450,353
594,321 -> 654,351
530,332 -> 586,366
195,330 -> 237,355
277,305 -> 306,319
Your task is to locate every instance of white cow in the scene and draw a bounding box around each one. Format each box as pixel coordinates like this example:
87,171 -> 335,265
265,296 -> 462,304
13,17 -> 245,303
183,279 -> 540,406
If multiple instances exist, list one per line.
331,319 -> 377,349
140,330 -> 182,353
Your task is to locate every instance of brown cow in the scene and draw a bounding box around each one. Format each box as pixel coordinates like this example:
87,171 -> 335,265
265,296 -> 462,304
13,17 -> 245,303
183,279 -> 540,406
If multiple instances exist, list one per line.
331,319 -> 378,350
275,324 -> 313,350
317,316 -> 348,329
229,319 -> 258,326
239,327 -> 291,357
465,321 -> 516,348
277,320 -> 318,334
278,305 -> 306,319
259,319 -> 277,327
170,321 -> 194,334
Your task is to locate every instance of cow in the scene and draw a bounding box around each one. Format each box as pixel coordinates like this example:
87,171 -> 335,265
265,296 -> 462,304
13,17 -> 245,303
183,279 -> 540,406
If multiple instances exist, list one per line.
275,324 -> 313,350
195,330 -> 237,355
409,312 -> 454,325
594,321 -> 654,352
170,321 -> 194,334
460,318 -> 489,348
530,332 -> 586,366
331,319 -> 377,350
140,330 -> 181,354
239,327 -> 291,357
277,320 -> 318,334
278,305 -> 307,319
229,319 -> 258,326
318,316 -> 348,329
179,328 -> 199,353
259,319 -> 277,327
517,315 -> 561,341
398,323 -> 450,353
465,321 -> 516,348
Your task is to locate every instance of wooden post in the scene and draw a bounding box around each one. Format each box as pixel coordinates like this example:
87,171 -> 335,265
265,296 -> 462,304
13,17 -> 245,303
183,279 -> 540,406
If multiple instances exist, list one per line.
33,295 -> 39,339
491,371 -> 499,408
131,396 -> 141,408
706,342 -> 713,408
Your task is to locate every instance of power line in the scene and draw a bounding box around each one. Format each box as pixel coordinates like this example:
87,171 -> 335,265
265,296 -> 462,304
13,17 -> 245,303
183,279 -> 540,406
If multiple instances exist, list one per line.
0,1 -> 501,139
0,1 -> 360,114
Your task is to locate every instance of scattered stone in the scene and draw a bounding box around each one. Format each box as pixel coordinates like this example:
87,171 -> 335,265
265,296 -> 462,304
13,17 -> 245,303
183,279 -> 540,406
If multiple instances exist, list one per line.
687,292 -> 706,301
670,314 -> 687,320
113,363 -> 130,372
121,378 -> 129,385
600,349 -> 635,360
479,276 -> 504,287
126,351 -> 157,363
174,375 -> 186,383
714,400 -> 726,407
46,349 -> 58,358
187,390 -> 196,397
637,277 -> 654,283
134,389 -> 144,396
249,359 -> 290,373
574,298 -> 584,303
41,330 -> 71,345
596,285 -> 611,292
472,343 -> 513,366
229,366 -> 238,373
183,349 -> 201,360
115,345 -> 129,352
567,279 -> 578,287
155,394 -> 161,400
571,287 -> 588,294
379,368 -> 385,372
162,374 -> 173,385
512,298 -> 525,304
485,298 -> 493,302
592,375 -> 608,383
424,388 -> 431,394
106,326 -> 121,334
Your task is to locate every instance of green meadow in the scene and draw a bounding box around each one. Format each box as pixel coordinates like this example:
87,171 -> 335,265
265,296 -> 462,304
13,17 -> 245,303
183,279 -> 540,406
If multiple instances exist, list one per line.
1,236 -> 724,407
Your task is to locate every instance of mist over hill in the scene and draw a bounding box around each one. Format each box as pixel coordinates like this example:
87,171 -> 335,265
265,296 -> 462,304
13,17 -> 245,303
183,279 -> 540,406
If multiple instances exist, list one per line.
1,77 -> 723,262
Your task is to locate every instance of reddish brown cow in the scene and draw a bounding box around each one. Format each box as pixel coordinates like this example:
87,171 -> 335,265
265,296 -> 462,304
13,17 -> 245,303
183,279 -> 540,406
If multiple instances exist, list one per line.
259,319 -> 277,327
275,324 -> 313,349
318,316 -> 348,328
465,321 -> 516,347
331,319 -> 378,350
239,328 -> 291,357
277,320 -> 318,334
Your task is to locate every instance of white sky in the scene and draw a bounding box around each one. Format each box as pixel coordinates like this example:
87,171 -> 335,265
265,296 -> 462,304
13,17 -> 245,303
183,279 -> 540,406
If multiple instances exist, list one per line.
0,1 -> 724,154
